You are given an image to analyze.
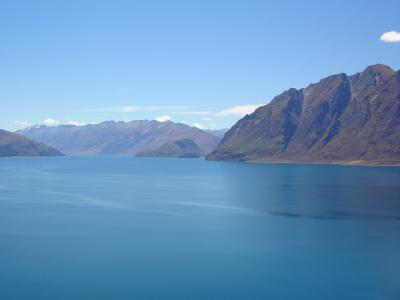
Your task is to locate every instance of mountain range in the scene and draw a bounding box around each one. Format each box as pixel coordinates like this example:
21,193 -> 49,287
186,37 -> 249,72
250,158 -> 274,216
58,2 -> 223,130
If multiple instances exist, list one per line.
7,63 -> 400,164
0,129 -> 63,157
207,64 -> 400,165
17,120 -> 221,156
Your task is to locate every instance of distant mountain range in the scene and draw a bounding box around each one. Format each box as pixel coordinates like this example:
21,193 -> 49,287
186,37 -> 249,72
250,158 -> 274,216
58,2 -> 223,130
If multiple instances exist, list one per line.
17,120 -> 221,156
204,129 -> 229,139
0,129 -> 63,157
207,64 -> 400,165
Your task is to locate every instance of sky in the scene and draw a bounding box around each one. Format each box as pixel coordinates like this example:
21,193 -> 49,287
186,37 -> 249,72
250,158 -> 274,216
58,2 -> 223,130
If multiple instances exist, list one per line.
1,0 -> 399,131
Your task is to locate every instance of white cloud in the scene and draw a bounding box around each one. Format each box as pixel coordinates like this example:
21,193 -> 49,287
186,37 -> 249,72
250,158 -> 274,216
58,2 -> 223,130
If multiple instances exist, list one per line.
380,31 -> 400,43
82,104 -> 265,120
14,120 -> 31,128
43,118 -> 61,126
66,120 -> 87,126
192,122 -> 206,129
155,115 -> 172,122
216,104 -> 263,116
15,119 -> 88,128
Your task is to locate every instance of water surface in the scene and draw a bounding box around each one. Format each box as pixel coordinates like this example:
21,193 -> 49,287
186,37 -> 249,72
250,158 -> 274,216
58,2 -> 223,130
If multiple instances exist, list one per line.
0,156 -> 399,299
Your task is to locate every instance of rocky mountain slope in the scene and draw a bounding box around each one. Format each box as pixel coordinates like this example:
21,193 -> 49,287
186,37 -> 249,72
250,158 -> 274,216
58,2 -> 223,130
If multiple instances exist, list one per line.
18,120 -> 220,156
207,64 -> 400,165
0,129 -> 64,157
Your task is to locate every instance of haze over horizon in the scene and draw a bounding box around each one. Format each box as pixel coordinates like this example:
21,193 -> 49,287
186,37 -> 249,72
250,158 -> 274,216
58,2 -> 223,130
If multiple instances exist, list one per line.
2,0 -> 399,131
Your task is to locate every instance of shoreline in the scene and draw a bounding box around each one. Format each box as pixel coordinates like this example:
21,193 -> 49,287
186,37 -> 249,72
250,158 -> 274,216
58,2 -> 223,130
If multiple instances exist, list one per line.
1,155 -> 400,167
246,159 -> 400,167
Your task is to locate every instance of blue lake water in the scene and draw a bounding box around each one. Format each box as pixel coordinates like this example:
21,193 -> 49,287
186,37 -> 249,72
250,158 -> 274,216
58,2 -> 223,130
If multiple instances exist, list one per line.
0,156 -> 399,300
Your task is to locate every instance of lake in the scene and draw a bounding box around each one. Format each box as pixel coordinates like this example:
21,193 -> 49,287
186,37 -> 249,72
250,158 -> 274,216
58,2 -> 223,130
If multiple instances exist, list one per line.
0,156 -> 399,300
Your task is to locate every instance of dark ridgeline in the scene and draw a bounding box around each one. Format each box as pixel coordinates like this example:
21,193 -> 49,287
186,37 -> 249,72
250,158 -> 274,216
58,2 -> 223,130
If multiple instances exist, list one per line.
207,64 -> 400,165
0,129 -> 64,157
17,120 -> 221,157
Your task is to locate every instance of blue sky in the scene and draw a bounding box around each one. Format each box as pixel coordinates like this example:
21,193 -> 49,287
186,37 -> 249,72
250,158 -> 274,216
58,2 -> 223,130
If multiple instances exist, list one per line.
1,0 -> 399,131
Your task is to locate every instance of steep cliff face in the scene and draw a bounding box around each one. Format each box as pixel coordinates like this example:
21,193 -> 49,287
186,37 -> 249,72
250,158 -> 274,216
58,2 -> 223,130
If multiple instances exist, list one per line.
0,129 -> 63,157
207,64 -> 400,164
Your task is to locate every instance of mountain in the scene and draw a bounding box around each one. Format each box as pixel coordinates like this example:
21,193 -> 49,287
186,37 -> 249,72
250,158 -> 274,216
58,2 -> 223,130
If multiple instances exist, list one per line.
207,64 -> 400,165
17,120 -> 221,156
205,128 -> 229,139
0,129 -> 64,157
136,138 -> 203,158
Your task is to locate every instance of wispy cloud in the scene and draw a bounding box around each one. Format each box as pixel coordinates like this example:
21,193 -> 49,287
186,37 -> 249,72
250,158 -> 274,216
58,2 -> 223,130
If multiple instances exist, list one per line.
192,122 -> 206,129
14,120 -> 31,128
380,31 -> 400,43
216,104 -> 263,116
43,118 -> 61,126
81,104 -> 263,119
84,105 -> 189,113
172,111 -> 212,116
96,105 -> 168,112
170,105 -> 263,118
66,120 -> 88,126
15,119 -> 90,128
155,115 -> 172,122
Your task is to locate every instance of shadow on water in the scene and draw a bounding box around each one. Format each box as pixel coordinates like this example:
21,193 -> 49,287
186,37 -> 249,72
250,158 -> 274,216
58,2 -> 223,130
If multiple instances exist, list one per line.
268,210 -> 400,221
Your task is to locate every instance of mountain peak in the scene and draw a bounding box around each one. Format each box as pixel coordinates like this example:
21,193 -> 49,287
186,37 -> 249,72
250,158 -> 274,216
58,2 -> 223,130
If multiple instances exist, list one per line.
207,64 -> 400,164
355,64 -> 396,84
364,63 -> 394,72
